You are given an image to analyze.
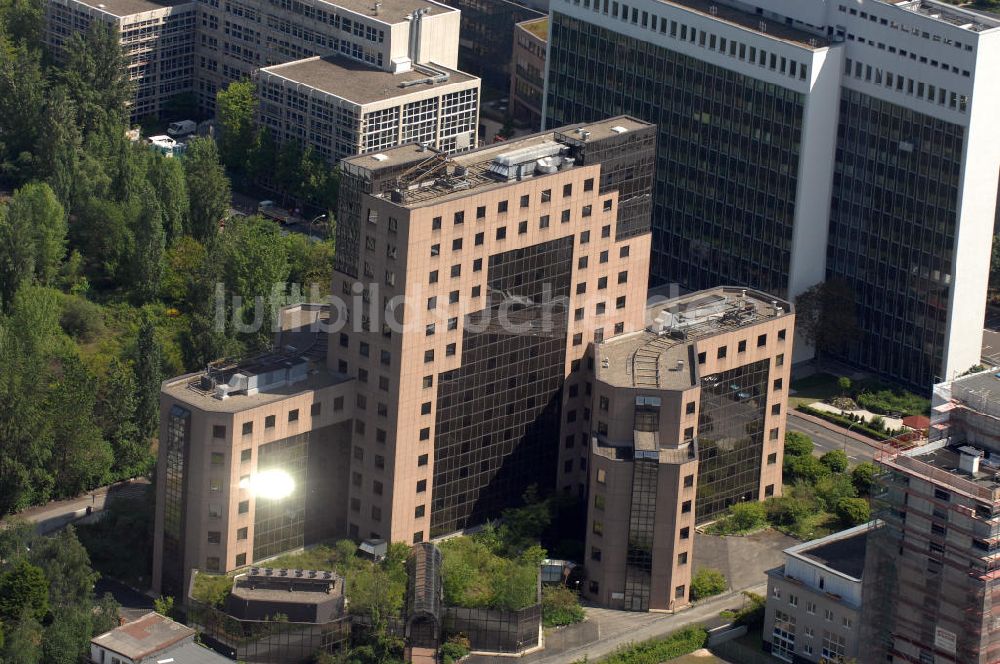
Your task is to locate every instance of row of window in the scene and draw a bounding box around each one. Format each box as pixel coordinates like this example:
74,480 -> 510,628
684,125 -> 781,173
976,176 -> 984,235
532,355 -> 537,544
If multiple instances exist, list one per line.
845,57 -> 969,113
563,0 -> 811,82
696,333 -> 787,366
838,3 -> 979,53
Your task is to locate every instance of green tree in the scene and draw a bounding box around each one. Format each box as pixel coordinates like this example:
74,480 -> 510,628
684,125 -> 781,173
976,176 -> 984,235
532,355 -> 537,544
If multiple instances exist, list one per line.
820,449 -> 849,473
29,527 -> 100,611
131,191 -> 165,303
851,462 -> 879,497
46,353 -> 112,496
184,137 -> 231,243
0,44 -> 46,182
97,358 -> 145,477
153,595 -> 174,617
794,279 -> 859,361
836,497 -> 871,526
0,612 -> 43,664
783,431 -> 813,458
71,197 -> 133,285
814,474 -> 857,513
275,138 -> 304,205
91,593 -> 121,636
161,236 -> 207,304
541,586 -> 585,627
1,0 -> 45,49
0,201 -> 35,309
787,455 -> 830,484
765,495 -> 813,528
134,313 -> 163,437
42,606 -> 93,664
147,155 -> 189,244
690,568 -> 727,601
4,183 -> 68,285
34,86 -> 84,210
838,376 -> 852,395
728,501 -> 767,532
0,559 -> 49,623
216,80 -> 257,175
59,22 -> 133,134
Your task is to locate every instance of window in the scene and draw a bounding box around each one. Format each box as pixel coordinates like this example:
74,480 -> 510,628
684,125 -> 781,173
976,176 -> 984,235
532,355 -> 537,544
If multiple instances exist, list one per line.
208,531 -> 221,544
473,258 -> 482,271
375,454 -> 385,469
237,527 -> 248,540
596,469 -> 606,484
617,270 -> 628,284
675,585 -> 685,599
421,402 -> 432,415
686,401 -> 696,415
580,230 -> 590,244
211,452 -> 225,466
454,211 -> 464,225
604,199 -> 613,212
717,346 -> 727,359
446,343 -> 456,356
757,333 -> 767,347
789,594 -> 798,607
236,553 -> 246,567
738,340 -> 747,353
616,296 -> 626,309
684,474 -> 694,487
417,479 -> 427,492
592,520 -> 603,535
934,488 -> 951,501
590,580 -> 600,594
431,243 -> 439,257
415,505 -> 425,518
774,378 -> 783,391
450,264 -> 461,278
476,205 -> 486,219
600,250 -> 609,263
242,422 -> 253,436
768,453 -> 777,465
698,352 -> 706,364
594,494 -> 605,509
597,276 -> 607,290
591,547 -> 602,561
432,216 -> 442,230
496,226 -> 506,240
563,183 -> 572,197
238,500 -> 249,514
418,454 -> 428,466
420,427 -> 430,440
424,350 -> 434,363
213,425 -> 226,439
449,290 -> 459,304
772,404 -> 781,415
582,205 -> 593,218
452,238 -> 462,251
561,209 -> 571,223
206,557 -> 220,572
475,232 -> 484,246
240,449 -> 251,462
677,552 -> 688,565
498,200 -> 508,213
680,527 -> 690,539
578,256 -> 589,269
413,531 -> 424,543
372,506 -> 382,521
288,409 -> 299,422
540,214 -> 550,229
682,500 -> 692,513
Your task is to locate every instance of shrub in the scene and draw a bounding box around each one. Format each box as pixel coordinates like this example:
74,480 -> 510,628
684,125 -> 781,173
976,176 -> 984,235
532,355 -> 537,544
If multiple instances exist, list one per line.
814,474 -> 857,513
796,404 -> 889,441
838,376 -> 852,394
58,295 -> 105,342
690,568 -> 727,601
784,431 -> 813,457
836,498 -> 871,526
851,462 -> 879,496
820,450 -> 849,473
869,415 -> 885,432
441,635 -> 471,664
786,455 -> 830,484
440,537 -> 539,611
728,502 -> 767,532
856,388 -> 929,417
602,626 -> 708,664
765,496 -> 813,527
191,572 -> 233,608
542,586 -> 585,627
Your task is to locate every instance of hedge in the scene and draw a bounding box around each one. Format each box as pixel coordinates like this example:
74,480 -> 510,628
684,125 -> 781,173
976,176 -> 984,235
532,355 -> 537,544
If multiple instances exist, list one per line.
796,404 -> 889,441
599,626 -> 709,664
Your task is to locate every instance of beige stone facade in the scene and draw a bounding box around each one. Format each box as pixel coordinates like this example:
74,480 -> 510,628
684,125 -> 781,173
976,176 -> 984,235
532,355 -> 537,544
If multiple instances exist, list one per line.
583,287 -> 794,611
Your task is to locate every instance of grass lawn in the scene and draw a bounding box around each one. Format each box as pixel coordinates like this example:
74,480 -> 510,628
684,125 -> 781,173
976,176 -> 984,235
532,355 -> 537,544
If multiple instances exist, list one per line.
789,373 -> 842,409
261,543 -> 343,572
778,510 -> 840,541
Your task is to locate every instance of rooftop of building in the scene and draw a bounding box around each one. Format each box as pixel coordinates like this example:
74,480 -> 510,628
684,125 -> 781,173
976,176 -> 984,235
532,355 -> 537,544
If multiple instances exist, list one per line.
230,567 -> 344,605
786,523 -> 871,581
330,0 -> 455,23
517,16 -> 548,40
71,0 -> 190,18
91,612 -> 196,660
342,116 -> 654,206
891,0 -> 1000,33
259,56 -> 476,106
162,355 -> 352,413
662,0 -> 831,49
595,287 -> 792,390
902,442 -> 1000,492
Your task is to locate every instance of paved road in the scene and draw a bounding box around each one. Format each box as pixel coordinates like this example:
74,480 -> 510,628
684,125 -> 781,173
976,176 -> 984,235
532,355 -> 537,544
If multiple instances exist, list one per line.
788,414 -> 877,467
11,479 -> 149,534
983,329 -> 1000,367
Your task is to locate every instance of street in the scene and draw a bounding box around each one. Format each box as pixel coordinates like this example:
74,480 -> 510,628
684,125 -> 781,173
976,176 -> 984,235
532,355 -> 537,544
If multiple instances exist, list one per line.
787,414 -> 877,467
10,478 -> 149,534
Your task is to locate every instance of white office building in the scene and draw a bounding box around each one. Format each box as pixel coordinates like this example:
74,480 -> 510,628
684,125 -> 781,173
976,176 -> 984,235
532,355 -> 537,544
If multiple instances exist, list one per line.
544,0 -> 1000,388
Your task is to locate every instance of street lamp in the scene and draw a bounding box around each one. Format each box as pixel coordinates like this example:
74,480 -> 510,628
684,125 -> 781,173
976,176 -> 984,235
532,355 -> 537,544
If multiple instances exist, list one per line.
308,213 -> 327,240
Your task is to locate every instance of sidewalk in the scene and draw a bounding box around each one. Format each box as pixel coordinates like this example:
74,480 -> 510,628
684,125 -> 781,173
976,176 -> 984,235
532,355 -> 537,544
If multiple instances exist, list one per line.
9,478 -> 149,534
790,409 -> 887,450
469,585 -> 764,664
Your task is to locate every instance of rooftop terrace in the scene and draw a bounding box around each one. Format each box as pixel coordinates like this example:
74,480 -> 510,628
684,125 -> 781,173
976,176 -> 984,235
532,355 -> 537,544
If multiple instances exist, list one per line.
595,287 -> 792,390
259,56 -> 477,106
342,116 -> 653,207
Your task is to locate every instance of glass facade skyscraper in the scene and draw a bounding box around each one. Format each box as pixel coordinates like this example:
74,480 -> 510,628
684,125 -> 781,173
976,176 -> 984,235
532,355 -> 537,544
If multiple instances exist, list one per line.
544,0 -> 1000,388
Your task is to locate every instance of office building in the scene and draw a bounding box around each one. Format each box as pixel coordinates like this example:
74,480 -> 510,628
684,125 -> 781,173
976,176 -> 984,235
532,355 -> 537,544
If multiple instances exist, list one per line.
764,524 -> 872,663
584,286 -> 793,610
862,370 -> 1000,663
153,117 -> 656,593
255,55 -> 479,163
45,0 -> 197,120
544,0 -> 1000,388
509,17 -> 548,130
333,116 -> 655,542
441,0 -> 543,94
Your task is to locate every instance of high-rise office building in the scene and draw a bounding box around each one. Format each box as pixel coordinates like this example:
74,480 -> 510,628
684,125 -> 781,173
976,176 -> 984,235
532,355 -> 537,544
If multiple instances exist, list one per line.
862,370 -> 1000,663
152,117 -> 657,594
584,286 -> 792,610
45,0 -> 197,119
544,0 -> 1000,388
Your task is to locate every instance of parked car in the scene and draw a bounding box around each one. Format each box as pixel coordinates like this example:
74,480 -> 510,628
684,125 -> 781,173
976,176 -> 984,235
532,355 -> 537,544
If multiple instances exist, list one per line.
167,120 -> 197,137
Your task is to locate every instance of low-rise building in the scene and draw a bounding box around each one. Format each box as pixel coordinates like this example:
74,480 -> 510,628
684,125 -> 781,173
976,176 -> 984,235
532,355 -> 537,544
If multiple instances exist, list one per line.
764,524 -> 872,663
90,611 -> 231,664
584,287 -> 794,611
509,17 -> 547,130
255,55 -> 480,163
